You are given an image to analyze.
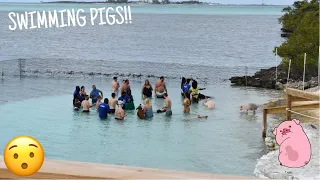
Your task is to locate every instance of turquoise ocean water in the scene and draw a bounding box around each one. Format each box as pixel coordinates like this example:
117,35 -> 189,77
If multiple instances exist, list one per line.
0,3 -> 285,176
0,3 -> 286,15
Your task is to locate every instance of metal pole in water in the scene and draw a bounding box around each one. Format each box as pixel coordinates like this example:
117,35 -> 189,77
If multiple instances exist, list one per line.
245,65 -> 248,86
19,59 -> 21,78
275,48 -> 278,82
303,53 -> 306,90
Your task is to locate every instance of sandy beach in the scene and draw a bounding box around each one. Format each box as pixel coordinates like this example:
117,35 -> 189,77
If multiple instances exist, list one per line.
0,168 -> 103,179
0,156 -> 260,179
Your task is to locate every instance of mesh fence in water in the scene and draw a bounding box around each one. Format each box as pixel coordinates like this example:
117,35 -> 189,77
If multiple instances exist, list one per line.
0,58 -> 270,84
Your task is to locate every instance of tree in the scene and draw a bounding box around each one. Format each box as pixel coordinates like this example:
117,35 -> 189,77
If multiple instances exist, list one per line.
276,0 -> 319,79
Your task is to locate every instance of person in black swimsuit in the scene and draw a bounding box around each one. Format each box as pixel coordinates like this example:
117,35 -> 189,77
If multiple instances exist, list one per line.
142,79 -> 153,98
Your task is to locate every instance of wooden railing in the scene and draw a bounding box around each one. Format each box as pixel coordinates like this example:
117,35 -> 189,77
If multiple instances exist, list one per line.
262,88 -> 319,137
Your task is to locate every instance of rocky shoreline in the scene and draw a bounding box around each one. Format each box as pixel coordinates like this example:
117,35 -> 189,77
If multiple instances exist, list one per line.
229,66 -> 318,90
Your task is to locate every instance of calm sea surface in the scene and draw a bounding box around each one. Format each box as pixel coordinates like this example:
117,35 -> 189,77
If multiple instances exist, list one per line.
0,3 -> 284,176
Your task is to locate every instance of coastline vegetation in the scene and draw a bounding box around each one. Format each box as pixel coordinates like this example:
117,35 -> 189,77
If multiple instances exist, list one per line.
42,0 -> 213,4
276,0 -> 319,79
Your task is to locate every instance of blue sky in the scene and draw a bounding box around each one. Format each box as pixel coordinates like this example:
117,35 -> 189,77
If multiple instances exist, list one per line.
0,0 -> 296,5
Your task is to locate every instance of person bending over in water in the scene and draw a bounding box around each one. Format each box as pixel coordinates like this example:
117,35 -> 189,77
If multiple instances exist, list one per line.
183,94 -> 191,113
73,97 -> 81,111
95,95 -> 102,111
109,93 -> 118,114
189,80 -> 210,103
144,98 -> 153,118
154,76 -> 168,98
157,93 -> 172,116
111,77 -> 120,97
125,89 -> 135,110
115,102 -> 127,120
90,85 -> 103,105
120,79 -> 131,94
81,95 -> 93,113
142,79 -> 153,98
99,98 -> 111,119
118,91 -> 127,108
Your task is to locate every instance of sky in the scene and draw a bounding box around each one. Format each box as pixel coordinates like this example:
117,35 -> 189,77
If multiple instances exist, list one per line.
0,0 -> 296,5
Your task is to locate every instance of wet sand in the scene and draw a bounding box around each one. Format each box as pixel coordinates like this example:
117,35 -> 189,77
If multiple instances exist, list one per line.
0,168 -> 103,179
0,156 -> 259,179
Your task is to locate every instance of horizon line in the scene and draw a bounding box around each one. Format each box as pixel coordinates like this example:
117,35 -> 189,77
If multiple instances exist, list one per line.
0,1 -> 292,6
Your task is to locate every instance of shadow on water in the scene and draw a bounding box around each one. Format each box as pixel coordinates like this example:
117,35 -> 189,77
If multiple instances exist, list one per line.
239,112 -> 259,121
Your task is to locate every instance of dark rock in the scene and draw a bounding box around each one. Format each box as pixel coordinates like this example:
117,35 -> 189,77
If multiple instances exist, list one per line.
281,28 -> 293,33
230,64 -> 318,89
311,124 -> 317,129
229,66 -> 286,89
275,82 -> 284,90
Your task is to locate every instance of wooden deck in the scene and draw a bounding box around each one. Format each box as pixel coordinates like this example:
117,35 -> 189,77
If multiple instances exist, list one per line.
262,88 -> 320,137
0,156 -> 259,179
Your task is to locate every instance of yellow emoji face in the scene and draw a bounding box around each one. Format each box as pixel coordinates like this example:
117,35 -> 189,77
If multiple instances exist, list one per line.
3,136 -> 44,176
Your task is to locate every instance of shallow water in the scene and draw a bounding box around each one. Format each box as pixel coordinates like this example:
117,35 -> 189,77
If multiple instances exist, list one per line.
0,77 -> 280,176
0,3 -> 285,176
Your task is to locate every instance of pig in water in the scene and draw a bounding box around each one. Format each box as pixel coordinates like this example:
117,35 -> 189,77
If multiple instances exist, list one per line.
240,103 -> 259,114
203,98 -> 215,109
273,119 -> 311,168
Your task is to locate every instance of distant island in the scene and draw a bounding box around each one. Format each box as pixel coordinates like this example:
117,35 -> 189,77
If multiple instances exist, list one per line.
40,1 -> 284,5
41,0 -> 221,5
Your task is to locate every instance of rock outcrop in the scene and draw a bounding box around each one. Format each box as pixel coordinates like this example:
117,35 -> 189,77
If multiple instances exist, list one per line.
229,66 -> 318,90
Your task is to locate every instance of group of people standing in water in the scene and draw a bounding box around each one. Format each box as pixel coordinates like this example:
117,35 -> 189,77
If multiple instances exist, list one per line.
72,76 -> 211,120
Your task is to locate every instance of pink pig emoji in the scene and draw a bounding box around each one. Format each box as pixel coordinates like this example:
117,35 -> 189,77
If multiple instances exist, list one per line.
273,119 -> 311,168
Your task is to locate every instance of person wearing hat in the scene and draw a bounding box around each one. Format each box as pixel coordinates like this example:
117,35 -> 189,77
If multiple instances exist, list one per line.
118,91 -> 127,108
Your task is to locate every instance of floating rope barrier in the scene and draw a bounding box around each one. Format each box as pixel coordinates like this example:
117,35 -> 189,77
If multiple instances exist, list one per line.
286,108 -> 320,120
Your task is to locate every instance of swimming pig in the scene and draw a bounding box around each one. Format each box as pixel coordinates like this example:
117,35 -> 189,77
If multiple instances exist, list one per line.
273,119 -> 311,168
136,104 -> 145,119
203,98 -> 215,109
240,103 -> 259,114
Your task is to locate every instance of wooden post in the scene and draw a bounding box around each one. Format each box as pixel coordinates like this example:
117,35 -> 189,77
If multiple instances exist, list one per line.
275,48 -> 278,81
286,94 -> 292,120
303,53 -> 306,90
262,109 -> 267,138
